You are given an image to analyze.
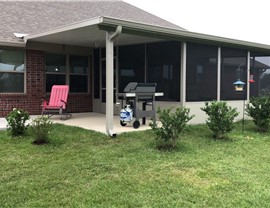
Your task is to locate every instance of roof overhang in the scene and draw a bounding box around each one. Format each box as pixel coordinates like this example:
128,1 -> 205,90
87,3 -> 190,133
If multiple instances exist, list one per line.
23,16 -> 270,52
24,16 -> 164,48
0,41 -> 26,48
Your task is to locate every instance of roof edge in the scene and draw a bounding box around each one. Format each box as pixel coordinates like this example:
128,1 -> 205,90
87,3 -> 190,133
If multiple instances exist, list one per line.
100,16 -> 270,50
23,15 -> 270,51
101,16 -> 186,32
0,41 -> 26,48
24,17 -> 103,43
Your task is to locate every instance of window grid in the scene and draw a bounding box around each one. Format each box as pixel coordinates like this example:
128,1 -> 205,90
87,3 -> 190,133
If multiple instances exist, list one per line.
45,53 -> 89,93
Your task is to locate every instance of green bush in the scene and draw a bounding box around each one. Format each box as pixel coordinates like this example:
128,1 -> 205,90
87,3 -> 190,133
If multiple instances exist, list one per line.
201,101 -> 239,139
150,107 -> 194,149
245,96 -> 270,132
31,116 -> 52,144
5,108 -> 30,136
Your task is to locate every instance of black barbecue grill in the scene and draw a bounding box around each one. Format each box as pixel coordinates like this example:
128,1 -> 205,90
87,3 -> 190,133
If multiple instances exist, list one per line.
116,82 -> 163,129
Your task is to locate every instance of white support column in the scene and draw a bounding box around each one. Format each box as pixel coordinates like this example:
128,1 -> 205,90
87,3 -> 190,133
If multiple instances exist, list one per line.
247,51 -> 250,101
105,32 -> 114,136
217,47 -> 221,101
105,26 -> 122,137
180,42 -> 186,106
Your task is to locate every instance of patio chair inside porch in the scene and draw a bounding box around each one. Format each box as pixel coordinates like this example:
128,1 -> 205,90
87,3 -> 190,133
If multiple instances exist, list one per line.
42,85 -> 72,120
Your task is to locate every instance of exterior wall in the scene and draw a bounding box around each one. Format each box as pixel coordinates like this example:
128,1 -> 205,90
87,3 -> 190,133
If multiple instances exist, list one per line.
112,42 -> 250,125
155,100 -> 246,125
60,94 -> 92,113
155,101 -> 183,111
185,101 -> 245,124
0,48 -> 93,117
0,50 -> 45,117
0,40 -> 258,124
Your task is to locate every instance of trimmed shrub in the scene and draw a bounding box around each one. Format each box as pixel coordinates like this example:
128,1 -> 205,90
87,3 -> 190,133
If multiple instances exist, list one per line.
31,116 -> 52,145
6,108 -> 30,136
201,101 -> 239,139
245,96 -> 270,132
150,107 -> 194,150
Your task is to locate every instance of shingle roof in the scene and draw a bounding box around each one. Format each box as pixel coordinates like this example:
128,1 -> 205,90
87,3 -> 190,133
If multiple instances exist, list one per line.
0,0 -> 185,44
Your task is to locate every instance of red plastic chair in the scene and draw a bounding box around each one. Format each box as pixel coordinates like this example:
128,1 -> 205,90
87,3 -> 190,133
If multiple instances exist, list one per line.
42,85 -> 72,120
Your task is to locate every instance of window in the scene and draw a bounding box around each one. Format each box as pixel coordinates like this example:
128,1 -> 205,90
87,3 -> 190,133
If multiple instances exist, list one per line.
250,52 -> 270,97
70,55 -> 88,93
0,49 -> 25,93
93,49 -> 100,98
221,47 -> 247,100
45,54 -> 66,92
118,44 -> 145,92
45,53 -> 89,93
147,41 -> 181,101
186,43 -> 218,101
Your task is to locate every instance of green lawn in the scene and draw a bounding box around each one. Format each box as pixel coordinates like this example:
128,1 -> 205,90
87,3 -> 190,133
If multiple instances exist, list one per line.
0,121 -> 270,207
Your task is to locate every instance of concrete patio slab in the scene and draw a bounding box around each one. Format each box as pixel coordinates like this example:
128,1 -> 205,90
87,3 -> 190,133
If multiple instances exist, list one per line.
0,113 -> 154,135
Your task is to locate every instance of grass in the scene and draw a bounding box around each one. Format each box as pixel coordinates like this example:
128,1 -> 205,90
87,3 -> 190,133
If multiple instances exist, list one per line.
1,121 -> 270,207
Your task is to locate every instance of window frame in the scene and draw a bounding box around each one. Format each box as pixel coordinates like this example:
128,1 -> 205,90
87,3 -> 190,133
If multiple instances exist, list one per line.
250,51 -> 270,97
186,42 -> 218,102
69,55 -> 89,93
220,47 -> 247,100
45,53 -> 67,93
45,53 -> 90,94
146,41 -> 181,102
0,48 -> 26,94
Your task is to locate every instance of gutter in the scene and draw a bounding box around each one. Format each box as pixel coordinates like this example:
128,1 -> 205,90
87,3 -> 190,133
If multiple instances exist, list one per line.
21,15 -> 270,52
100,16 -> 270,52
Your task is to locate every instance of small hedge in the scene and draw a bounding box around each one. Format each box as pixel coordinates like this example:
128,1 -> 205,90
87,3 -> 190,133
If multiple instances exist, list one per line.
150,107 -> 194,150
201,101 -> 239,139
5,108 -> 30,136
31,116 -> 53,145
246,96 -> 270,132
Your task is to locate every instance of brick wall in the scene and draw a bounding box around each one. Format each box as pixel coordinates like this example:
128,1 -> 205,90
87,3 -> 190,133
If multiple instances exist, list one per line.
0,49 -> 92,117
26,50 -> 46,115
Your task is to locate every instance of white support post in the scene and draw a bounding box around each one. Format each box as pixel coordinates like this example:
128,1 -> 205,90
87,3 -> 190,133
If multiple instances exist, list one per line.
217,47 -> 221,101
105,26 -> 122,137
180,42 -> 186,106
247,51 -> 250,101
105,32 -> 114,136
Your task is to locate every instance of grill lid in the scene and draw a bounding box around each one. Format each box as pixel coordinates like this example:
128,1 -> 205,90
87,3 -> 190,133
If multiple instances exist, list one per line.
124,82 -> 156,93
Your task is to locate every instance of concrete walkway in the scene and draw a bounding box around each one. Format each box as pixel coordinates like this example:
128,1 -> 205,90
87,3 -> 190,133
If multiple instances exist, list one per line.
0,113 -> 154,135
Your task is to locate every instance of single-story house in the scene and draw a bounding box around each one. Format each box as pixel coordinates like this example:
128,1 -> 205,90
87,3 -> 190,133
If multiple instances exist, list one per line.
1,0 -> 270,135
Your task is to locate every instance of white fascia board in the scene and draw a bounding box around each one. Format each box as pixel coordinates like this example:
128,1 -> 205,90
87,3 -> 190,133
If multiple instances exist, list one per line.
24,17 -> 103,43
101,16 -> 270,51
0,41 -> 26,48
22,15 -> 270,51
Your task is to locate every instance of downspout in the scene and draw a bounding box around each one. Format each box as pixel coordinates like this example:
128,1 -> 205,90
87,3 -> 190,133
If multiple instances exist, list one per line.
106,25 -> 122,137
180,42 -> 186,106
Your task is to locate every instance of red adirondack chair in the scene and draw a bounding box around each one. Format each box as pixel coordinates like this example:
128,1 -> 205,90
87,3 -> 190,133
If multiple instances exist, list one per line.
42,85 -> 72,120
